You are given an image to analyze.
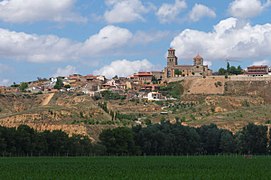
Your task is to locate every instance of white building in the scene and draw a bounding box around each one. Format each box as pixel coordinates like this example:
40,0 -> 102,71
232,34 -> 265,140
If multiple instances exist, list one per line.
144,92 -> 162,101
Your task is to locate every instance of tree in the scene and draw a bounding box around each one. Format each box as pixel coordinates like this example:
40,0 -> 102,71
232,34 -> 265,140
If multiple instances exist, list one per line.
11,82 -> 19,88
237,123 -> 268,154
218,68 -> 227,75
54,78 -> 63,90
197,124 -> 222,154
19,82 -> 28,92
237,65 -> 243,74
227,62 -> 230,73
99,127 -> 140,155
219,130 -> 236,154
151,76 -> 158,84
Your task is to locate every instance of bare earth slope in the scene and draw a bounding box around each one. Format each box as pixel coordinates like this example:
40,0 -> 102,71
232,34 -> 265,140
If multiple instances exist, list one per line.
183,77 -> 225,95
0,93 -> 112,140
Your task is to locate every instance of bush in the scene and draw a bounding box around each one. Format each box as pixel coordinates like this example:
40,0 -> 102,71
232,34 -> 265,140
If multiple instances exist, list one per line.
160,82 -> 183,99
19,82 -> 28,92
101,90 -> 126,100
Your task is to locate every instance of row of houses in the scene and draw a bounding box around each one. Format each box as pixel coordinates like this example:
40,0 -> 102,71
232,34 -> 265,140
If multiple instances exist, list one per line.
8,71 -> 165,101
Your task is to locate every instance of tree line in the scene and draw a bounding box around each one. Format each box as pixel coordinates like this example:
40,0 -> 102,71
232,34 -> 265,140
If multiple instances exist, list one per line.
99,122 -> 269,156
218,62 -> 243,75
0,125 -> 105,156
0,123 -> 269,156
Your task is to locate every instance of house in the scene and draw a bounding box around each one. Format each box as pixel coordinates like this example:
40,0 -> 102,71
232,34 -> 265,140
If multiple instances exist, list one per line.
144,92 -> 162,101
84,74 -> 97,81
131,72 -> 153,84
247,65 -> 269,76
102,79 -> 118,89
96,75 -> 106,82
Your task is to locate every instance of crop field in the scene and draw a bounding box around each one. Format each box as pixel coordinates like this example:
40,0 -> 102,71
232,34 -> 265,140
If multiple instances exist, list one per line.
0,156 -> 271,179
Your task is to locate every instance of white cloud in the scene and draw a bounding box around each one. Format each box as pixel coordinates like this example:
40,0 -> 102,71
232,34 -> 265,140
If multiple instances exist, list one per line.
228,0 -> 271,19
251,60 -> 270,66
0,25 -> 133,63
0,0 -> 86,23
0,78 -> 10,86
81,25 -> 133,55
170,18 -> 271,62
189,4 -> 216,22
93,59 -> 158,78
104,0 -> 149,23
0,28 -> 79,62
156,0 -> 187,23
203,60 -> 212,67
53,65 -> 77,77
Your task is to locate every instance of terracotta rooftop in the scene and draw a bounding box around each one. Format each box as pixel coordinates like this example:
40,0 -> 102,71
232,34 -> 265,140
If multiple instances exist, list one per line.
134,72 -> 152,76
248,65 -> 268,68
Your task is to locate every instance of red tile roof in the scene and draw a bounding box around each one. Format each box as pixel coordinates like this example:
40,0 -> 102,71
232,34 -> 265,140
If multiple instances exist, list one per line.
248,65 -> 268,68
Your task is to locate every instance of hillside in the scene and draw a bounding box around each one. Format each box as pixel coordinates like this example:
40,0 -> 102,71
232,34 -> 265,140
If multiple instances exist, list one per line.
1,78 -> 271,139
0,93 -> 112,140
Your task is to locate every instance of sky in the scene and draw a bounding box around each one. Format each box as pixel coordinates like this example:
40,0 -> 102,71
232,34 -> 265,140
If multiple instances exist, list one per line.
1,0 -> 271,85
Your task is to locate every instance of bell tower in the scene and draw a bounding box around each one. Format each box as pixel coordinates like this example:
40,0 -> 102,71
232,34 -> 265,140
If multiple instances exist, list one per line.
193,54 -> 203,66
167,48 -> 178,67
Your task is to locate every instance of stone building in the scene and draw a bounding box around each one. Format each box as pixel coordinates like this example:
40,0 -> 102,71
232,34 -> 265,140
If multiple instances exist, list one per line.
247,65 -> 269,76
164,48 -> 212,78
131,72 -> 153,84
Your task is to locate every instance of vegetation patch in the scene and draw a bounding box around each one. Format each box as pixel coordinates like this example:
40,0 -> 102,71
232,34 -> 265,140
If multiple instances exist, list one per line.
1,156 -> 271,179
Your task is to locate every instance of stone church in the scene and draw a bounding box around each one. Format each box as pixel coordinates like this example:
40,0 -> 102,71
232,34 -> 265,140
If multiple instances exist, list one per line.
164,48 -> 212,78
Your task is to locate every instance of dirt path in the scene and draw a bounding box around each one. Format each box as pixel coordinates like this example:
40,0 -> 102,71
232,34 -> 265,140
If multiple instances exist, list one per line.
41,93 -> 55,106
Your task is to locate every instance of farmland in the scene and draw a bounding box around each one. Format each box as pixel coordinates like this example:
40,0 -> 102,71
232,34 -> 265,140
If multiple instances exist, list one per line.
0,156 -> 271,179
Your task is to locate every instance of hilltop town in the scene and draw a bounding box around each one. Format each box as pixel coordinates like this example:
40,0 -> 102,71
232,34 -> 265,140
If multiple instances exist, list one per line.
1,48 -> 271,139
1,48 -> 269,100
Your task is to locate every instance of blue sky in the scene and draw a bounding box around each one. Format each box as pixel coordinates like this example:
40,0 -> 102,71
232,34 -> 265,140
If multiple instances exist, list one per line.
0,0 -> 271,85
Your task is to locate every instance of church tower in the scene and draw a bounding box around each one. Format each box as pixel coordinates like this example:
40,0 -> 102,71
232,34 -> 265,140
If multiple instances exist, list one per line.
167,48 -> 178,67
193,54 -> 203,66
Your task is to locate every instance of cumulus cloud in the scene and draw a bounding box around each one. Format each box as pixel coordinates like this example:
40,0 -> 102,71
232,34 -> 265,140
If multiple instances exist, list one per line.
93,59 -> 158,78
0,0 -> 86,23
0,25 -> 133,62
81,25 -> 133,55
228,0 -> 271,19
53,65 -> 77,77
170,17 -> 271,62
104,0 -> 150,23
156,0 -> 187,23
189,4 -> 216,22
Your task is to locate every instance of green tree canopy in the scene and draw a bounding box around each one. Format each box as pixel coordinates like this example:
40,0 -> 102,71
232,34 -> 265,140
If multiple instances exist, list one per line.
54,78 -> 64,90
19,82 -> 28,92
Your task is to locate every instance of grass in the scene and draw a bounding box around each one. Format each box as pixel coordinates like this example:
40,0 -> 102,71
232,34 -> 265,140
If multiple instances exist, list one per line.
0,156 -> 271,179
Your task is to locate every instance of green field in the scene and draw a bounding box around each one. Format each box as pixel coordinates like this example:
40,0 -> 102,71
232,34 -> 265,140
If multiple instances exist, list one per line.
0,156 -> 271,179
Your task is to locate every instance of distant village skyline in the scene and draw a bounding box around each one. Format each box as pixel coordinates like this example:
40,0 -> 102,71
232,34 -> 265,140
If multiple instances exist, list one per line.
1,0 -> 271,85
